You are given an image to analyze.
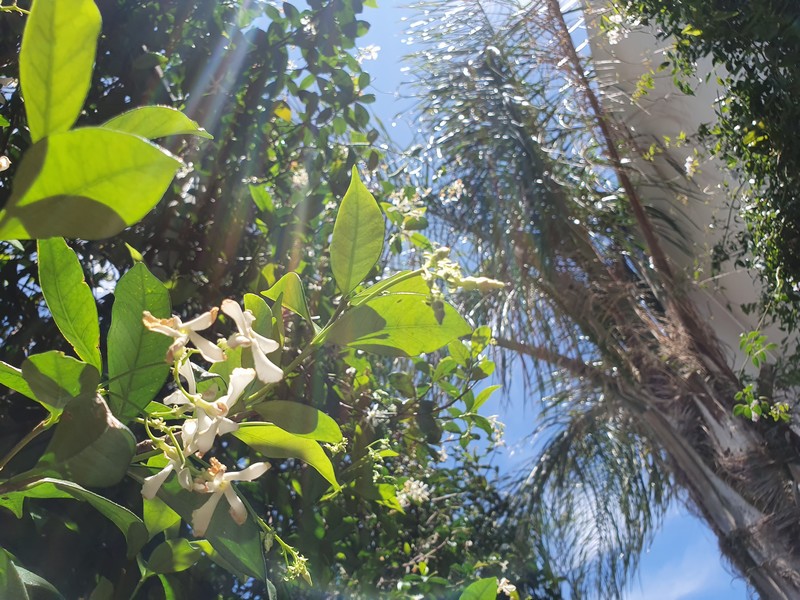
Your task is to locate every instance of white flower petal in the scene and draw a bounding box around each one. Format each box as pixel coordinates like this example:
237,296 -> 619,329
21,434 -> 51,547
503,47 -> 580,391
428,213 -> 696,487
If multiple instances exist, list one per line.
163,390 -> 191,405
187,330 -> 225,362
191,491 -> 223,537
252,331 -> 280,354
223,368 -> 256,409
216,418 -> 240,436
221,299 -> 249,335
142,463 -> 174,499
177,359 -> 197,395
224,487 -> 248,525
227,461 -> 270,482
252,344 -> 284,383
182,307 -> 218,331
177,467 -> 193,491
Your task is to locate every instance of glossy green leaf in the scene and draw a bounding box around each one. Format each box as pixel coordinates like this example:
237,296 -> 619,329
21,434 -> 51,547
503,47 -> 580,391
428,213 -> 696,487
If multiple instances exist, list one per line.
260,273 -> 312,324
233,423 -> 339,488
0,128 -> 181,240
37,238 -> 101,370
15,566 -> 64,600
148,539 -> 202,574
0,361 -> 35,400
253,401 -> 342,443
22,351 -> 99,417
244,293 -> 274,338
330,167 -> 385,294
39,393 -> 135,487
87,577 -> 113,600
350,270 -> 429,306
102,106 -> 212,140
130,464 -> 266,581
20,0 -> 101,142
0,547 -> 29,600
324,293 -> 471,357
1,478 -> 147,559
108,263 -> 171,423
143,495 -> 181,539
459,577 -> 498,600
472,384 -> 501,412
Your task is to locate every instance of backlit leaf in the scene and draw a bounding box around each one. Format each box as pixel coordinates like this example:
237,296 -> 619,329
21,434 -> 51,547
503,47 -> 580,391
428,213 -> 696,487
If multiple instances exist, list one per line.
261,273 -> 312,324
253,401 -> 342,443
459,577 -> 498,600
148,539 -> 203,574
102,106 -> 212,140
22,351 -> 99,417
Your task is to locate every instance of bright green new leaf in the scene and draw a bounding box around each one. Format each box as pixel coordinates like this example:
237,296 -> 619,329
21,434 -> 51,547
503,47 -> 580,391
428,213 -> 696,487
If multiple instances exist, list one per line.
253,401 -> 342,443
38,238 -> 101,370
108,263 -> 171,423
22,351 -> 99,417
2,478 -> 147,558
0,361 -> 35,400
330,167 -> 385,294
324,293 -> 471,356
471,384 -> 501,412
233,422 -> 339,488
260,273 -> 312,324
350,270 -> 430,306
244,293 -> 274,338
20,0 -> 101,141
143,495 -> 181,540
102,106 -> 213,140
0,547 -> 29,600
148,539 -> 203,574
39,393 -> 135,487
0,128 -> 181,240
459,577 -> 498,600
130,465 -> 267,580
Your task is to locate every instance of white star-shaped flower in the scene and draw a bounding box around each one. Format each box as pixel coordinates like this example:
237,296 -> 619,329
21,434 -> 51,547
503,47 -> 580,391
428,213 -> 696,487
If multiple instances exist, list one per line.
143,308 -> 225,364
221,299 -> 283,383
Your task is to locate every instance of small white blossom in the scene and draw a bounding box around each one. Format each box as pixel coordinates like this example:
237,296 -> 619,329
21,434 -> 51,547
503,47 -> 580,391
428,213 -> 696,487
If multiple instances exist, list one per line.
143,308 -> 225,364
0,156 -> 10,172
356,44 -> 380,63
221,299 -> 283,383
684,155 -> 699,178
397,478 -> 430,508
141,444 -> 192,499
191,458 -> 270,536
497,577 -> 517,596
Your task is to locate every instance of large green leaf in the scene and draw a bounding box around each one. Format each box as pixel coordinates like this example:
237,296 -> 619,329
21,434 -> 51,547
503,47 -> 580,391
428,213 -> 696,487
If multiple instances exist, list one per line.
37,238 -> 101,370
324,293 -> 471,357
130,464 -> 267,581
0,128 -> 181,240
107,263 -> 172,423
21,351 -> 99,417
232,423 -> 339,488
350,270 -> 429,306
39,393 -> 135,488
0,361 -> 35,400
20,0 -> 101,142
15,566 -> 64,600
330,167 -> 385,294
459,577 -> 498,600
260,273 -> 312,324
253,401 -> 342,443
102,106 -> 212,140
0,547 -> 29,600
244,293 -> 274,338
143,495 -> 180,540
0,478 -> 147,559
147,539 -> 203,574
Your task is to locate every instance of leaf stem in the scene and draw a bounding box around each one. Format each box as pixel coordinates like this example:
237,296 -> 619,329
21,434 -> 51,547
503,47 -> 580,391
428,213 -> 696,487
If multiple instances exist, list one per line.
0,418 -> 51,473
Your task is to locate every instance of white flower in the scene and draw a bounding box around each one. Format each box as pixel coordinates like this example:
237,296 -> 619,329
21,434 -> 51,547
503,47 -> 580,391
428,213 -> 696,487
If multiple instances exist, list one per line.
141,444 -> 193,499
356,44 -> 380,63
221,299 -> 283,383
497,577 -> 517,596
143,308 -> 225,364
397,478 -> 430,508
182,368 -> 256,456
191,458 -> 270,536
684,154 -> 699,178
0,156 -> 10,172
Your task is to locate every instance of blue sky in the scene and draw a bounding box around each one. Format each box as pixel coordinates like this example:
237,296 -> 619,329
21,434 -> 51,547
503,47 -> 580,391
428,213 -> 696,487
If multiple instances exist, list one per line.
359,1 -> 749,598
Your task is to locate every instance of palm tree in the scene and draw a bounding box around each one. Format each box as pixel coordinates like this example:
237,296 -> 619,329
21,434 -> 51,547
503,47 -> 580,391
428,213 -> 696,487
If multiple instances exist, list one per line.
405,0 -> 800,597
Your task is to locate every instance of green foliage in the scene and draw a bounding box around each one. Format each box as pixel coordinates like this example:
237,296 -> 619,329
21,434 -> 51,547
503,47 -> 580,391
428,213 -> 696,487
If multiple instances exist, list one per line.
102,106 -> 212,140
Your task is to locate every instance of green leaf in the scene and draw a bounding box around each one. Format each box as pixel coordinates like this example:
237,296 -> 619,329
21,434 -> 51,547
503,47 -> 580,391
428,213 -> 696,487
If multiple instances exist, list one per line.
324,293 -> 471,357
15,566 -> 64,600
143,495 -> 181,539
108,263 -> 171,423
472,385 -> 501,412
244,293 -> 274,338
0,128 -> 181,240
260,273 -> 312,324
148,539 -> 203,574
0,547 -> 29,600
1,478 -> 147,559
129,465 -> 267,580
0,361 -> 35,400
22,351 -> 99,417
350,270 -> 429,306
233,423 -> 339,488
37,238 -> 101,370
330,167 -> 385,294
102,106 -> 213,140
459,577 -> 498,600
39,393 -> 135,487
20,0 -> 101,142
252,401 -> 342,443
